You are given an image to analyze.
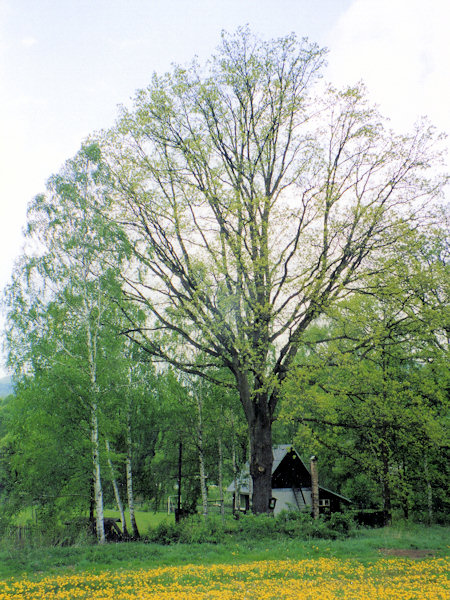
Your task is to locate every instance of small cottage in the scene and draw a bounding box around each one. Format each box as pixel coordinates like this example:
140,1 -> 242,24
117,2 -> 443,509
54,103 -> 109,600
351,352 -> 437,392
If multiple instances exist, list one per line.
229,445 -> 351,516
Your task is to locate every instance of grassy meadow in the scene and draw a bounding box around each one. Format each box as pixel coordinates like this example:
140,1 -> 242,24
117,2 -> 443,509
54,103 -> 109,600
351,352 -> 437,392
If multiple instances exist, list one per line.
13,507 -> 173,533
0,518 -> 448,599
103,508 -> 173,534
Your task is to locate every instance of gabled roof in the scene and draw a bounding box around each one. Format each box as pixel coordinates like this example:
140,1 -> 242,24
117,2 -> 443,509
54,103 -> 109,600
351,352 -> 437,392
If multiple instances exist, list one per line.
272,444 -> 316,473
272,444 -> 298,472
318,485 -> 352,503
227,445 -> 293,493
228,444 -> 351,503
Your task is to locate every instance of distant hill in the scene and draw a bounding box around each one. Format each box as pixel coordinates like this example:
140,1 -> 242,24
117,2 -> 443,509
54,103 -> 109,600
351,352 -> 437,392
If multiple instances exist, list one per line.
0,376 -> 13,397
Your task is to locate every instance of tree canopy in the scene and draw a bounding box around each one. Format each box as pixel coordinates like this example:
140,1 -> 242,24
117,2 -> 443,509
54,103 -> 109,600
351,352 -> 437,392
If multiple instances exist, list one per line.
102,28 -> 447,512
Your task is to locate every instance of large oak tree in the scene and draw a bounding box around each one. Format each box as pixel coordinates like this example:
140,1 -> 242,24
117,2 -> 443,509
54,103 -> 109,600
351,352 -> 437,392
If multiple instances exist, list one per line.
104,28 -> 446,513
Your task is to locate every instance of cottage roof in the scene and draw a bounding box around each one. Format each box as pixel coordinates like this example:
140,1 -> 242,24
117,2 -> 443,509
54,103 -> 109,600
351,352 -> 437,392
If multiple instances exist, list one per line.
227,444 -> 351,503
272,444 -> 297,472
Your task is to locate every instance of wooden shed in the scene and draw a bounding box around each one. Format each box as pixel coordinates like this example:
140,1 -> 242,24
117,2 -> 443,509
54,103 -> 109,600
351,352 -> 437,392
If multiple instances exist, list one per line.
228,445 -> 351,516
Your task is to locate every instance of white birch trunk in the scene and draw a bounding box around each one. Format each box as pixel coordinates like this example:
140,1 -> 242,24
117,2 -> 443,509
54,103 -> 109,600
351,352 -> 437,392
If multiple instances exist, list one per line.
91,401 -> 105,543
105,439 -> 127,536
85,296 -> 105,544
218,436 -> 225,520
126,404 -> 139,538
196,394 -> 209,518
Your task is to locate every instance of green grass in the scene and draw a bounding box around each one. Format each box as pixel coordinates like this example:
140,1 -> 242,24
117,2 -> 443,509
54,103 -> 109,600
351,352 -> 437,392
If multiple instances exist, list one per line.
102,508 -> 173,535
13,508 -> 173,533
11,507 -> 36,526
0,523 -> 448,580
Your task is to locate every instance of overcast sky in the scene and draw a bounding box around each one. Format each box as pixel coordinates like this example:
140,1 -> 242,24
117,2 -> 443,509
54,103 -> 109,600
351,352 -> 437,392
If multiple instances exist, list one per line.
0,0 -> 449,376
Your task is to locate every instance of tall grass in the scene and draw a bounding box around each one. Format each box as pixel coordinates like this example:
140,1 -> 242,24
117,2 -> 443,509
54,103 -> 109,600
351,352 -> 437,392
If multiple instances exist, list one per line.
0,519 -> 448,580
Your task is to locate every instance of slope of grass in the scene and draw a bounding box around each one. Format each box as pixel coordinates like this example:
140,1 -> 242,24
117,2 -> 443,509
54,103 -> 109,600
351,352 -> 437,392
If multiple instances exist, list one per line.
0,523 -> 448,580
103,508 -> 173,535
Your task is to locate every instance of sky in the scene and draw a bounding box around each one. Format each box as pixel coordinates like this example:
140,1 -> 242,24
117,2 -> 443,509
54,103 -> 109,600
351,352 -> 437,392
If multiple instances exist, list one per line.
0,0 -> 449,376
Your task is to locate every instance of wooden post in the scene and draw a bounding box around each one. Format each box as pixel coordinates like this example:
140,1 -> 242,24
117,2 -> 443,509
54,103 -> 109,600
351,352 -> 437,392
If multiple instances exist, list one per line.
310,455 -> 319,520
424,454 -> 433,525
176,441 -> 182,523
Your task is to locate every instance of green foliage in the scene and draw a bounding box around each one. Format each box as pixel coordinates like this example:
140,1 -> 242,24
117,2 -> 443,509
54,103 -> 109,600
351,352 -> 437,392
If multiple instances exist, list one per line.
280,241 -> 449,522
148,515 -> 227,545
147,511 -> 356,545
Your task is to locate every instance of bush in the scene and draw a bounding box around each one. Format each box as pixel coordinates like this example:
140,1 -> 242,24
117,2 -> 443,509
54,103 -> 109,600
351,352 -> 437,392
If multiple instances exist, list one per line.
147,514 -> 227,544
147,521 -> 181,545
274,510 -> 355,540
146,510 -> 355,545
325,512 -> 355,536
180,515 -> 227,544
234,514 -> 279,538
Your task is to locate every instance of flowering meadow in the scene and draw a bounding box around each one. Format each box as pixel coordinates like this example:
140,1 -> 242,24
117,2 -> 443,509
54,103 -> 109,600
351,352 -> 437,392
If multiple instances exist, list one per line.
0,556 -> 448,600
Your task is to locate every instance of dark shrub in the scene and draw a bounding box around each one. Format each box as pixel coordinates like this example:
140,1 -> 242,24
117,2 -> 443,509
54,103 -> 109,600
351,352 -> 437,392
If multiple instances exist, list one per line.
146,510 -> 355,546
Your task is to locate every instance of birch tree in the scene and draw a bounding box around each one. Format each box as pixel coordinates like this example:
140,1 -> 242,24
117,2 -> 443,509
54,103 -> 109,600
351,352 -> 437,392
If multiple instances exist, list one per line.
5,143 -> 128,541
104,28 -> 446,513
125,395 -> 140,538
195,390 -> 209,518
105,438 -> 128,536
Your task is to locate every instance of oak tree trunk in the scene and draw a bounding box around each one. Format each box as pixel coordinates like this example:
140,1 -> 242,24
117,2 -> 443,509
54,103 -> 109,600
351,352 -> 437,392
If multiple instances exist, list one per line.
237,369 -> 275,514
249,404 -> 273,514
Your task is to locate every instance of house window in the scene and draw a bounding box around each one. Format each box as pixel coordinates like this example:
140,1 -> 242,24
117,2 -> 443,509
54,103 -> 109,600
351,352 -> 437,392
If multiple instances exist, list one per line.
319,499 -> 330,507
